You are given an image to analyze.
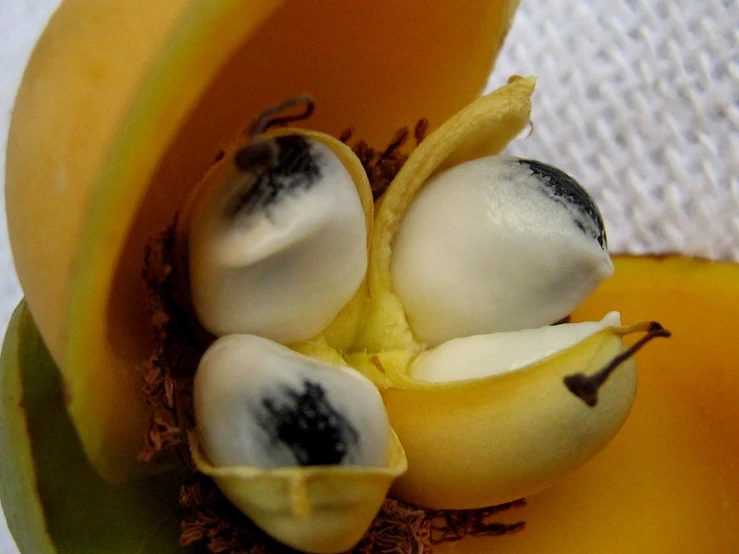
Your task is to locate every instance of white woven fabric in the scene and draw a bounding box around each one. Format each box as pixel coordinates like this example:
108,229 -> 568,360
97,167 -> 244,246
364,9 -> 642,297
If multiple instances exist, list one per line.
494,0 -> 739,261
0,0 -> 737,552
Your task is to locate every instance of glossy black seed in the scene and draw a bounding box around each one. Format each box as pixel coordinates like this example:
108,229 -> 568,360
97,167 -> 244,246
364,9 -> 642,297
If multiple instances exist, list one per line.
227,135 -> 322,218
518,159 -> 607,249
258,380 -> 359,466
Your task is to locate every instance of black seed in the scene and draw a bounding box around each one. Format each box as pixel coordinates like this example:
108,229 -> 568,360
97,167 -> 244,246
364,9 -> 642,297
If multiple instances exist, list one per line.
518,159 -> 607,249
258,380 -> 359,466
227,135 -> 322,218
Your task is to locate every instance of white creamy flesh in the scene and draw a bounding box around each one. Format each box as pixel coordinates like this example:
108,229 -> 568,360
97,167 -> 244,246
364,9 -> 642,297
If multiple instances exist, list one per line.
194,334 -> 391,469
189,138 -> 367,344
409,312 -> 622,383
391,156 -> 614,346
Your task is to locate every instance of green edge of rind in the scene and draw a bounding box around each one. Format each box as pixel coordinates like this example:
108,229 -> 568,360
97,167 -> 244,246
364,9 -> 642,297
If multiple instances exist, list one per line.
0,301 -> 190,553
0,302 -> 56,553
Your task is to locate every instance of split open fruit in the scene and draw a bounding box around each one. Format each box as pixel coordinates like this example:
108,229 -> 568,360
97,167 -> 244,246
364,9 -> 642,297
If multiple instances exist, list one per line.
1,1 -> 737,553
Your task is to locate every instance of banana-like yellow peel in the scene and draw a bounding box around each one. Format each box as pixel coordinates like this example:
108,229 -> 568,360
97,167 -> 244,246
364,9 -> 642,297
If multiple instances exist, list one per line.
190,431 -> 406,554
5,0 -> 518,482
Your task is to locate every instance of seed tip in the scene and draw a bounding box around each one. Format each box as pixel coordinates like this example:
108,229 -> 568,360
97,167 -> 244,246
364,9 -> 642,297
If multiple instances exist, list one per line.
233,140 -> 278,173
563,373 -> 599,407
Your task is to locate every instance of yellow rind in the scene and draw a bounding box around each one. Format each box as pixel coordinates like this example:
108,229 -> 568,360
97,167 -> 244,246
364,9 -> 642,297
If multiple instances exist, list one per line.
7,0 -> 281,482
190,430 -> 407,554
0,302 -> 186,554
7,0 -> 518,482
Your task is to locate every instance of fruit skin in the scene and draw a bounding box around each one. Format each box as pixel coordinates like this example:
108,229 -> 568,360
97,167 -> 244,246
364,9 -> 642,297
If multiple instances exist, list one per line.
5,0 -> 520,482
5,0 -> 282,482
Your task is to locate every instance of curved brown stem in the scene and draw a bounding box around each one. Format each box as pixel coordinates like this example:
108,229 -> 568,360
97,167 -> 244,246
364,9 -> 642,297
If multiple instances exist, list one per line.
250,95 -> 316,136
564,322 -> 671,407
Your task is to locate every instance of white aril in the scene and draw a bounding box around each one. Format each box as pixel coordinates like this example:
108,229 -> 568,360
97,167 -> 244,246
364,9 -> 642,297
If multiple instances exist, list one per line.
391,156 -> 614,346
409,312 -> 622,383
189,135 -> 367,344
194,334 -> 390,469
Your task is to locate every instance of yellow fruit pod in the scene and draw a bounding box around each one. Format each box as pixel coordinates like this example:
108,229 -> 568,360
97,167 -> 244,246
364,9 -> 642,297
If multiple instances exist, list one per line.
379,326 -> 639,509
190,430 -> 407,554
5,0 -> 519,482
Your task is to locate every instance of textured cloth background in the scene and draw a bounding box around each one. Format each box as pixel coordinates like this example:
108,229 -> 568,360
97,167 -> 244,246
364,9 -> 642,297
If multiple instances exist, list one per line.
0,0 -> 737,551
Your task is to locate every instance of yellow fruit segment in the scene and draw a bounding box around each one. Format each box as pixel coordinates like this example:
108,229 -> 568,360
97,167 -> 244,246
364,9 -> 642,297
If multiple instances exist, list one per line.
383,327 -> 638,509
434,256 -> 739,553
6,0 -> 519,481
